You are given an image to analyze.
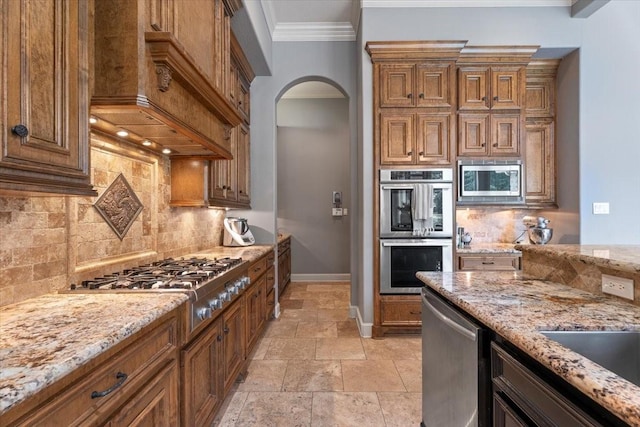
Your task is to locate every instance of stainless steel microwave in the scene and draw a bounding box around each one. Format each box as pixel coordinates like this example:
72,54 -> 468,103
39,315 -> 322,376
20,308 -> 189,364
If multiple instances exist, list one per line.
458,160 -> 524,204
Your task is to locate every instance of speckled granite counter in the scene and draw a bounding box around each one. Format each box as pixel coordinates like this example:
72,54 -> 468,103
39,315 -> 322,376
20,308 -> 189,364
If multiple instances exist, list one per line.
0,293 -> 188,415
188,244 -> 274,264
277,232 -> 291,245
456,243 -> 521,254
516,244 -> 640,306
418,271 -> 640,426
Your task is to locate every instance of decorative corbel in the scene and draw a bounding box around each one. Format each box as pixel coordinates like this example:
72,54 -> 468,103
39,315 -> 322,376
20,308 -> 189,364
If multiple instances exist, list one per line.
224,125 -> 233,140
155,64 -> 173,92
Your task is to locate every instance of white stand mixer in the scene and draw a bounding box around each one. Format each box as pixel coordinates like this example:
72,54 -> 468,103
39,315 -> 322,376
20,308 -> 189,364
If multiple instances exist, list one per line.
223,217 -> 255,246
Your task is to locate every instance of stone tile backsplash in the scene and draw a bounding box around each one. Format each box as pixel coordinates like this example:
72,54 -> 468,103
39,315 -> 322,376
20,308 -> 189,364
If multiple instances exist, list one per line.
456,207 -> 535,244
0,133 -> 225,307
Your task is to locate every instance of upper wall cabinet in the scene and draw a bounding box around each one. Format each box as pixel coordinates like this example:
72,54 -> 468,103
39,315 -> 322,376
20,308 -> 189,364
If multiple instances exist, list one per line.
92,0 -> 243,159
367,41 -> 466,167
525,60 -> 559,207
456,46 -> 538,160
1,0 -> 96,196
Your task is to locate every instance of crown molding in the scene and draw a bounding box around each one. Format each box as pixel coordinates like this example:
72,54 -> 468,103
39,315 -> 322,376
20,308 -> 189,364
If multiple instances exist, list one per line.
272,22 -> 356,42
362,0 -> 574,7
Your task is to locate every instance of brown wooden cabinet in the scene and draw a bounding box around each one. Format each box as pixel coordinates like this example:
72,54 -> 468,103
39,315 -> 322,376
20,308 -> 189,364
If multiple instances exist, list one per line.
525,60 -> 559,207
368,41 -> 465,168
457,253 -> 521,271
181,317 -> 224,427
1,0 -> 95,196
245,275 -> 267,354
458,66 -> 524,111
380,112 -> 453,165
379,63 -> 453,108
456,47 -> 537,160
458,113 -> 521,157
379,296 -> 422,328
2,310 -> 181,426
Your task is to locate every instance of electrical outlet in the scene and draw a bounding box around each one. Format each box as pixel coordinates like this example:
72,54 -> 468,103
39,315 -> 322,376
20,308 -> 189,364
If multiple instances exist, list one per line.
601,274 -> 634,300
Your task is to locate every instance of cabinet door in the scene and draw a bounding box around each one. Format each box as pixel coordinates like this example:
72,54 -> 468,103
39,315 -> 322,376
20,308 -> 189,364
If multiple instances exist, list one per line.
490,115 -> 521,156
245,276 -> 266,354
416,113 -> 451,165
210,130 -> 237,202
493,393 -> 529,427
181,318 -> 223,427
380,297 -> 421,326
380,113 -> 414,164
458,67 -> 490,110
379,64 -> 415,108
526,78 -> 555,117
525,121 -> 555,205
491,67 -> 522,110
1,0 -> 94,195
458,114 -> 489,156
236,124 -> 251,206
108,362 -> 179,427
416,64 -> 452,108
223,298 -> 245,394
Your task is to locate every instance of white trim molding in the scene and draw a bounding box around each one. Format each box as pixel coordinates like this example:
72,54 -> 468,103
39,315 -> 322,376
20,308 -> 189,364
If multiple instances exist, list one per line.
362,0 -> 574,7
355,305 -> 373,338
272,22 -> 356,42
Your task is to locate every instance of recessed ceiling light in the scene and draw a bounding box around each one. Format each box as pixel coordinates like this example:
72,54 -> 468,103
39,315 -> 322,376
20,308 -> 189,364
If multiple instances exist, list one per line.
116,130 -> 129,137
142,140 -> 152,146
89,117 -> 97,124
162,148 -> 171,154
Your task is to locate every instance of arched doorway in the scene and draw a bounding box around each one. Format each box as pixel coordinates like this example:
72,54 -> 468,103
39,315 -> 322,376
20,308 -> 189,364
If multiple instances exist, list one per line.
276,80 -> 351,283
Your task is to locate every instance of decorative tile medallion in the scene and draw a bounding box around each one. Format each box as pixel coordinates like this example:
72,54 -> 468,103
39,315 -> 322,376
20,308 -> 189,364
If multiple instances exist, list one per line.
94,173 -> 143,240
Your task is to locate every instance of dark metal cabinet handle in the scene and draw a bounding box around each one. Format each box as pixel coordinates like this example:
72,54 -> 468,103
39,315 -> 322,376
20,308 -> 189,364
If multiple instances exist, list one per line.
407,151 -> 412,156
407,93 -> 412,99
481,96 -> 486,101
482,261 -> 495,265
409,311 -> 421,315
418,93 -> 424,99
11,124 -> 29,137
493,96 -> 498,101
224,326 -> 230,334
217,335 -> 223,342
91,372 -> 128,399
419,151 -> 424,156
493,143 -> 498,147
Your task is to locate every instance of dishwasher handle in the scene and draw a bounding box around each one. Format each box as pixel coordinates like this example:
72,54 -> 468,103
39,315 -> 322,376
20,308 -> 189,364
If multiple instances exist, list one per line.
422,292 -> 477,341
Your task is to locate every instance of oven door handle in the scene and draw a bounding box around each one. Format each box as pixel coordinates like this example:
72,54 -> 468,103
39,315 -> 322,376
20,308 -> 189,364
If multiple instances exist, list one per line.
380,185 -> 416,190
381,241 -> 451,247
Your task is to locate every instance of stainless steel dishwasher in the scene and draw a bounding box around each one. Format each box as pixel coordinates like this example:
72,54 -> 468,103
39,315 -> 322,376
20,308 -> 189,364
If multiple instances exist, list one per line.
421,286 -> 491,427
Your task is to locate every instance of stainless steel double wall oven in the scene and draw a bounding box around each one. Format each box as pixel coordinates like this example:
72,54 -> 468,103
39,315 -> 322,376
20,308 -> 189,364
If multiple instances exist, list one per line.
379,168 -> 454,294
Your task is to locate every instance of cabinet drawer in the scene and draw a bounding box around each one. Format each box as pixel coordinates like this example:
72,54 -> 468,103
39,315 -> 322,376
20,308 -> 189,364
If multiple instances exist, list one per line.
266,287 -> 276,319
380,298 -> 422,326
458,254 -> 521,271
248,257 -> 268,283
278,238 -> 290,255
491,343 -> 603,427
16,316 -> 178,426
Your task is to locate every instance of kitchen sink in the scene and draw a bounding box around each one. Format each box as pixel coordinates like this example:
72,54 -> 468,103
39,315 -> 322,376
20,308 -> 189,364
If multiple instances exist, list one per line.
540,330 -> 640,387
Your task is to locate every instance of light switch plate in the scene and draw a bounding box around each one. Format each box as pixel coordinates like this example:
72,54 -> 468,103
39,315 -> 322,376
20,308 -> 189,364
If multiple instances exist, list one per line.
592,202 -> 610,215
332,208 -> 343,216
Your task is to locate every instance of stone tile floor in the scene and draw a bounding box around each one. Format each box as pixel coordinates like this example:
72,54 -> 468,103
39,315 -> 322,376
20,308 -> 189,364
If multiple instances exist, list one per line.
213,282 -> 422,426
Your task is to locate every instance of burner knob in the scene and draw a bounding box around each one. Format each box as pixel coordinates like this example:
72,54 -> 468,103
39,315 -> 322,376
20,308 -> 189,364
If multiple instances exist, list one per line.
219,291 -> 231,301
234,280 -> 245,290
197,307 -> 212,321
242,276 -> 251,286
227,285 -> 238,295
209,299 -> 223,310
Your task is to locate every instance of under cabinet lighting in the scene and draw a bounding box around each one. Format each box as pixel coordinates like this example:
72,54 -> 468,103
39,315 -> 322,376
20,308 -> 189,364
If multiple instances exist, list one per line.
142,140 -> 152,146
89,117 -> 97,124
116,130 -> 129,137
162,148 -> 171,154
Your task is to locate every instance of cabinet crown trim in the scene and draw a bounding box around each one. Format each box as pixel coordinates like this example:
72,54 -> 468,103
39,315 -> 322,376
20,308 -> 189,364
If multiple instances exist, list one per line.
366,40 -> 468,61
458,45 -> 540,64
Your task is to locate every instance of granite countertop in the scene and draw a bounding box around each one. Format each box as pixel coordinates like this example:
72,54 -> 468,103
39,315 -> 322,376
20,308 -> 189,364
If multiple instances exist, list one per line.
456,243 -> 521,254
277,232 -> 291,244
417,271 -> 640,426
0,293 -> 189,415
516,244 -> 640,275
0,244 -> 276,416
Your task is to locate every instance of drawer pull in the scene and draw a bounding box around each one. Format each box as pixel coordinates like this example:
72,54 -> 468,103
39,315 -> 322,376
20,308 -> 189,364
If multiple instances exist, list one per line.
482,261 -> 495,265
91,372 -> 128,399
409,311 -> 421,315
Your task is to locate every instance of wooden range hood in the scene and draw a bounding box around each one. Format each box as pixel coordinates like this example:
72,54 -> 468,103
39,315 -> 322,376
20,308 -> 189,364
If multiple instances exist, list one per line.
91,0 -> 242,159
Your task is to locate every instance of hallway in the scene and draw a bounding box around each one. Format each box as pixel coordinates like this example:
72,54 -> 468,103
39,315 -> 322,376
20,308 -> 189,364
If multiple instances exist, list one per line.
214,282 -> 422,426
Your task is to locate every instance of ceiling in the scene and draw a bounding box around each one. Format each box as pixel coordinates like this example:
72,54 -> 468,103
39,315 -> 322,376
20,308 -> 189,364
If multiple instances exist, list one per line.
261,0 -> 579,42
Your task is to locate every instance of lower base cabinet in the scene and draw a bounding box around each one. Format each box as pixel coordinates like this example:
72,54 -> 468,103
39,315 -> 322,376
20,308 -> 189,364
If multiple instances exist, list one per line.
374,295 -> 422,337
181,318 -> 224,427
1,311 -> 181,426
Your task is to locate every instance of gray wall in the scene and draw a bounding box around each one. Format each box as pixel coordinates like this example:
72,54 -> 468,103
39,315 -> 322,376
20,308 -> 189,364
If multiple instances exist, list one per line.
277,98 -> 351,277
235,2 -> 640,336
579,2 -> 640,243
